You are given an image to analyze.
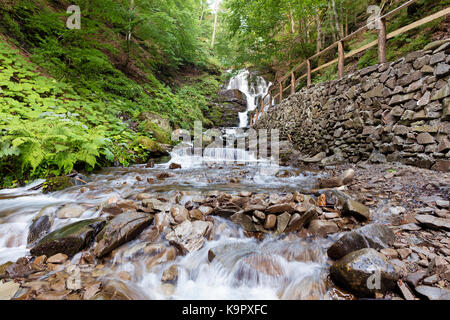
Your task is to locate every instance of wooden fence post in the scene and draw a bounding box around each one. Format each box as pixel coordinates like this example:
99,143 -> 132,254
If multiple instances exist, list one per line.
291,72 -> 295,95
378,18 -> 387,64
279,82 -> 283,102
338,41 -> 345,78
306,59 -> 311,86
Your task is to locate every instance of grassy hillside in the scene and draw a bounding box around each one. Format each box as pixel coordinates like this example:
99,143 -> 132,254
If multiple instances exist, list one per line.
0,0 -> 225,187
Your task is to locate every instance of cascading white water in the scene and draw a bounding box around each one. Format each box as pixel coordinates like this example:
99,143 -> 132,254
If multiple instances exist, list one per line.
226,70 -> 271,128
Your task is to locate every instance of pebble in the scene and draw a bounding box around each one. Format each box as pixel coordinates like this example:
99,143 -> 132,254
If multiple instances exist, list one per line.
436,200 -> 449,209
47,253 -> 68,264
380,248 -> 398,258
397,248 -> 412,259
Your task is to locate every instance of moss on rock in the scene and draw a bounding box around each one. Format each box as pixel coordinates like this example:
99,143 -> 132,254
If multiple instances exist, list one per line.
139,121 -> 172,145
42,176 -> 74,193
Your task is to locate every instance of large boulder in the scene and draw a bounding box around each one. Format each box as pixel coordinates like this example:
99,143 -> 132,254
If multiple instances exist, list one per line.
30,219 -> 106,257
330,248 -> 399,297
215,89 -> 248,127
218,89 -> 247,107
327,224 -> 395,260
94,212 -> 154,258
137,136 -> 170,157
138,112 -> 172,132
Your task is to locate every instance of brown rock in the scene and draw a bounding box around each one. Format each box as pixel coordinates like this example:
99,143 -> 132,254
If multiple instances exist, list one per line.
416,132 -> 435,145
415,215 -> 450,231
35,290 -> 72,300
342,200 -> 371,221
94,212 -> 154,258
190,209 -> 204,221
397,248 -> 412,260
308,220 -> 339,236
161,265 -> 178,282
83,281 -> 102,300
397,280 -> 415,300
285,207 -> 318,233
169,163 -> 182,170
266,203 -> 294,214
253,210 -> 266,220
276,212 -> 291,234
380,248 -> 398,259
264,214 -> 277,229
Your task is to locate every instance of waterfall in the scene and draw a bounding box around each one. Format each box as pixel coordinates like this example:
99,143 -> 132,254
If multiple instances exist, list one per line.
226,70 -> 271,128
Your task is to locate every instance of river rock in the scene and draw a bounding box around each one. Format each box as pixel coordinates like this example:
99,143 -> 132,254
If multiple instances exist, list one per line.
198,206 -> 214,215
165,220 -> 211,253
415,285 -> 450,300
230,211 -> 257,232
31,219 -> 106,257
284,207 -> 318,233
0,281 -> 20,300
327,224 -> 395,260
264,214 -> 277,229
56,204 -> 85,219
208,242 -> 257,270
0,262 -> 13,279
239,254 -> 284,279
27,215 -> 52,245
161,265 -> 178,282
142,198 -> 170,212
342,199 -> 371,220
47,253 -> 68,264
308,220 -> 339,236
169,163 -> 182,170
94,212 -> 154,258
170,205 -> 189,224
266,203 -> 294,214
4,257 -> 34,279
415,215 -> 450,231
276,212 -> 291,234
330,248 -> 399,297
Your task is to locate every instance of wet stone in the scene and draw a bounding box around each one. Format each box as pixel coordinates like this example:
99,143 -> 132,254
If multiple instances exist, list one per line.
264,214 -> 277,229
27,215 -> 51,245
327,224 -> 395,260
31,219 -> 105,258
94,212 -> 154,258
330,248 -> 399,298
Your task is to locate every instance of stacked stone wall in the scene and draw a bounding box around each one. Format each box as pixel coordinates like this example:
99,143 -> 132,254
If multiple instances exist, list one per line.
254,40 -> 450,171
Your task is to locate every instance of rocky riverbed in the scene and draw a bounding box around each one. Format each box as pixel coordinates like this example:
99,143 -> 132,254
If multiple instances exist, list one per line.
0,151 -> 449,300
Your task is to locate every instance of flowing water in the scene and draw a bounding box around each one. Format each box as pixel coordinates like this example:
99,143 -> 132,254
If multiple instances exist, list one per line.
0,72 -> 353,300
0,146 -> 345,299
226,70 -> 272,128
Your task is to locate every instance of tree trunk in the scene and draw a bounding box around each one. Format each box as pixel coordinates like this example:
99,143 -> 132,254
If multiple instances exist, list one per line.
289,9 -> 295,34
200,0 -> 205,21
125,0 -> 135,68
315,13 -> 322,54
211,0 -> 219,48
331,0 -> 343,39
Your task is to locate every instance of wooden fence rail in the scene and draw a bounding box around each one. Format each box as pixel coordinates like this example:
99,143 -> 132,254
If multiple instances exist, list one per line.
250,1 -> 450,126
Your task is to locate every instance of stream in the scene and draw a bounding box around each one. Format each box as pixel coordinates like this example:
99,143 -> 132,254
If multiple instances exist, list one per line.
0,71 -> 358,300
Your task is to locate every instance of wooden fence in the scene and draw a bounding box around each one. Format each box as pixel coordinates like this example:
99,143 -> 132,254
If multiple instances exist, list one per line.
250,0 -> 450,126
